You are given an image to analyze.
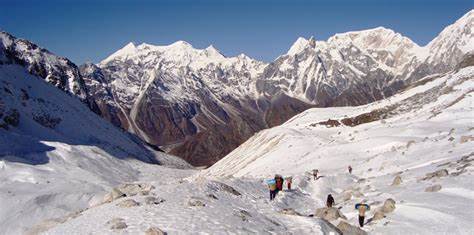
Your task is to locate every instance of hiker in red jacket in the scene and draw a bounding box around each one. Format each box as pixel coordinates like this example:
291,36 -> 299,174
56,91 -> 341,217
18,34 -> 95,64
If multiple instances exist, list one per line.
274,175 -> 284,194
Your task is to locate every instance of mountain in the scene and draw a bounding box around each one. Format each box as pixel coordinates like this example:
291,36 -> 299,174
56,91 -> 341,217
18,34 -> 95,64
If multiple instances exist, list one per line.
0,35 -> 190,234
84,10 -> 473,166
0,31 -> 100,112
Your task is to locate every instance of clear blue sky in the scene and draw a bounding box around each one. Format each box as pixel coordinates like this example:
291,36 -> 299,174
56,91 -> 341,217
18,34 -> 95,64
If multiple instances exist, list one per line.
1,0 -> 472,64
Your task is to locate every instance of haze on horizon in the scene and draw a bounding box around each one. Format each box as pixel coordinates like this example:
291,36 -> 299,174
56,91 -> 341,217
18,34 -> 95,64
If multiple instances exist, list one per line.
0,0 -> 472,64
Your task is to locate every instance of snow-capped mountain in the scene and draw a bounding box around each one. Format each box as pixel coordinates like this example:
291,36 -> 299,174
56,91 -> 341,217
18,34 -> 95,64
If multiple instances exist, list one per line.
0,39 -> 190,234
84,10 -> 473,166
403,9 -> 474,82
81,41 -> 281,166
0,32 -> 100,113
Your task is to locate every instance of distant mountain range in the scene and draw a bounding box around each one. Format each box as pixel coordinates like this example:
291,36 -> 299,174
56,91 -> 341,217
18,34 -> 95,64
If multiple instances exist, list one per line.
1,10 -> 472,166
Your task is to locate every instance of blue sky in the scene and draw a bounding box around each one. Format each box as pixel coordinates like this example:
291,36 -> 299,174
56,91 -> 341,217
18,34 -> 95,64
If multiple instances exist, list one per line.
0,0 -> 472,64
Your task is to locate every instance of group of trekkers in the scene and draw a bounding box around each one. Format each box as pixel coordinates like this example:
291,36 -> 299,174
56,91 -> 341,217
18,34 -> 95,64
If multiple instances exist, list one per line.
266,174 -> 293,201
266,165 -> 370,228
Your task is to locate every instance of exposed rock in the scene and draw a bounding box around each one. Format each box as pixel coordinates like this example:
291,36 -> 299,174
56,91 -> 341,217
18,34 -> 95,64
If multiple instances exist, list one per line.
456,163 -> 471,171
145,227 -> 167,235
145,196 -> 165,205
391,175 -> 402,186
315,207 -> 347,221
336,221 -> 368,235
32,113 -> 61,128
381,198 -> 396,213
279,208 -> 302,216
233,209 -> 252,221
117,183 -> 155,196
312,119 -> 341,128
206,181 -> 241,196
207,194 -> 218,200
423,169 -> 449,180
3,109 -> 19,127
117,199 -> 140,208
451,169 -> 467,176
425,184 -> 442,192
460,135 -> 474,143
371,210 -> 386,221
106,218 -> 127,230
103,188 -> 125,203
188,197 -> 206,207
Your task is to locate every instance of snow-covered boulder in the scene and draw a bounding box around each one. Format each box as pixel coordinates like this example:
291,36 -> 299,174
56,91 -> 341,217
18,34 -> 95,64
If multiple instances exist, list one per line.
106,218 -> 127,230
336,221 -> 368,235
188,197 -> 206,207
144,196 -> 165,205
206,180 -> 241,196
425,184 -> 442,192
117,199 -> 140,208
381,198 -> 396,213
371,210 -> 386,221
391,175 -> 402,186
279,208 -> 302,216
103,188 -> 126,203
117,183 -> 155,196
145,227 -> 167,235
315,207 -> 347,221
423,169 -> 449,180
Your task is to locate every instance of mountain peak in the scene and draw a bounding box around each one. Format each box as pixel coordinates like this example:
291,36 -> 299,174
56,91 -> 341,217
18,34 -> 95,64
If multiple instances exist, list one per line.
168,40 -> 193,49
287,37 -> 309,55
101,42 -> 138,64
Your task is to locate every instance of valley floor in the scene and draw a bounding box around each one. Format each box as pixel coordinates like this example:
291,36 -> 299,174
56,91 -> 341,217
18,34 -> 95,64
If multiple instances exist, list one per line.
41,154 -> 474,234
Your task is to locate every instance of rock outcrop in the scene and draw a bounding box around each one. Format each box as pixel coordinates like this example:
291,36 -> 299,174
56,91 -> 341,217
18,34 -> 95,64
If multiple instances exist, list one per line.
106,218 -> 127,230
381,198 -> 396,213
391,175 -> 402,186
336,221 -> 368,235
117,199 -> 140,208
425,184 -> 442,192
315,207 -> 347,221
145,227 -> 167,235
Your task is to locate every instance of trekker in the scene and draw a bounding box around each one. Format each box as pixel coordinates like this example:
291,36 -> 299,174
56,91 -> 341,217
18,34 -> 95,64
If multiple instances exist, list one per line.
348,165 -> 353,174
326,194 -> 335,207
267,179 -> 277,201
355,203 -> 370,227
312,169 -> 319,180
275,175 -> 284,194
286,177 -> 292,190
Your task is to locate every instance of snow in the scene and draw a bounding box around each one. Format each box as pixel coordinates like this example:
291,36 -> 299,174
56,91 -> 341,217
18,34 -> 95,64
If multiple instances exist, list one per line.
0,64 -> 191,234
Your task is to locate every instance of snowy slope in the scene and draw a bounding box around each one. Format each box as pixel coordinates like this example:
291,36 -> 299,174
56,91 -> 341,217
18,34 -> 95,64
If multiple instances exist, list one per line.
202,66 -> 474,233
0,62 -> 190,234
